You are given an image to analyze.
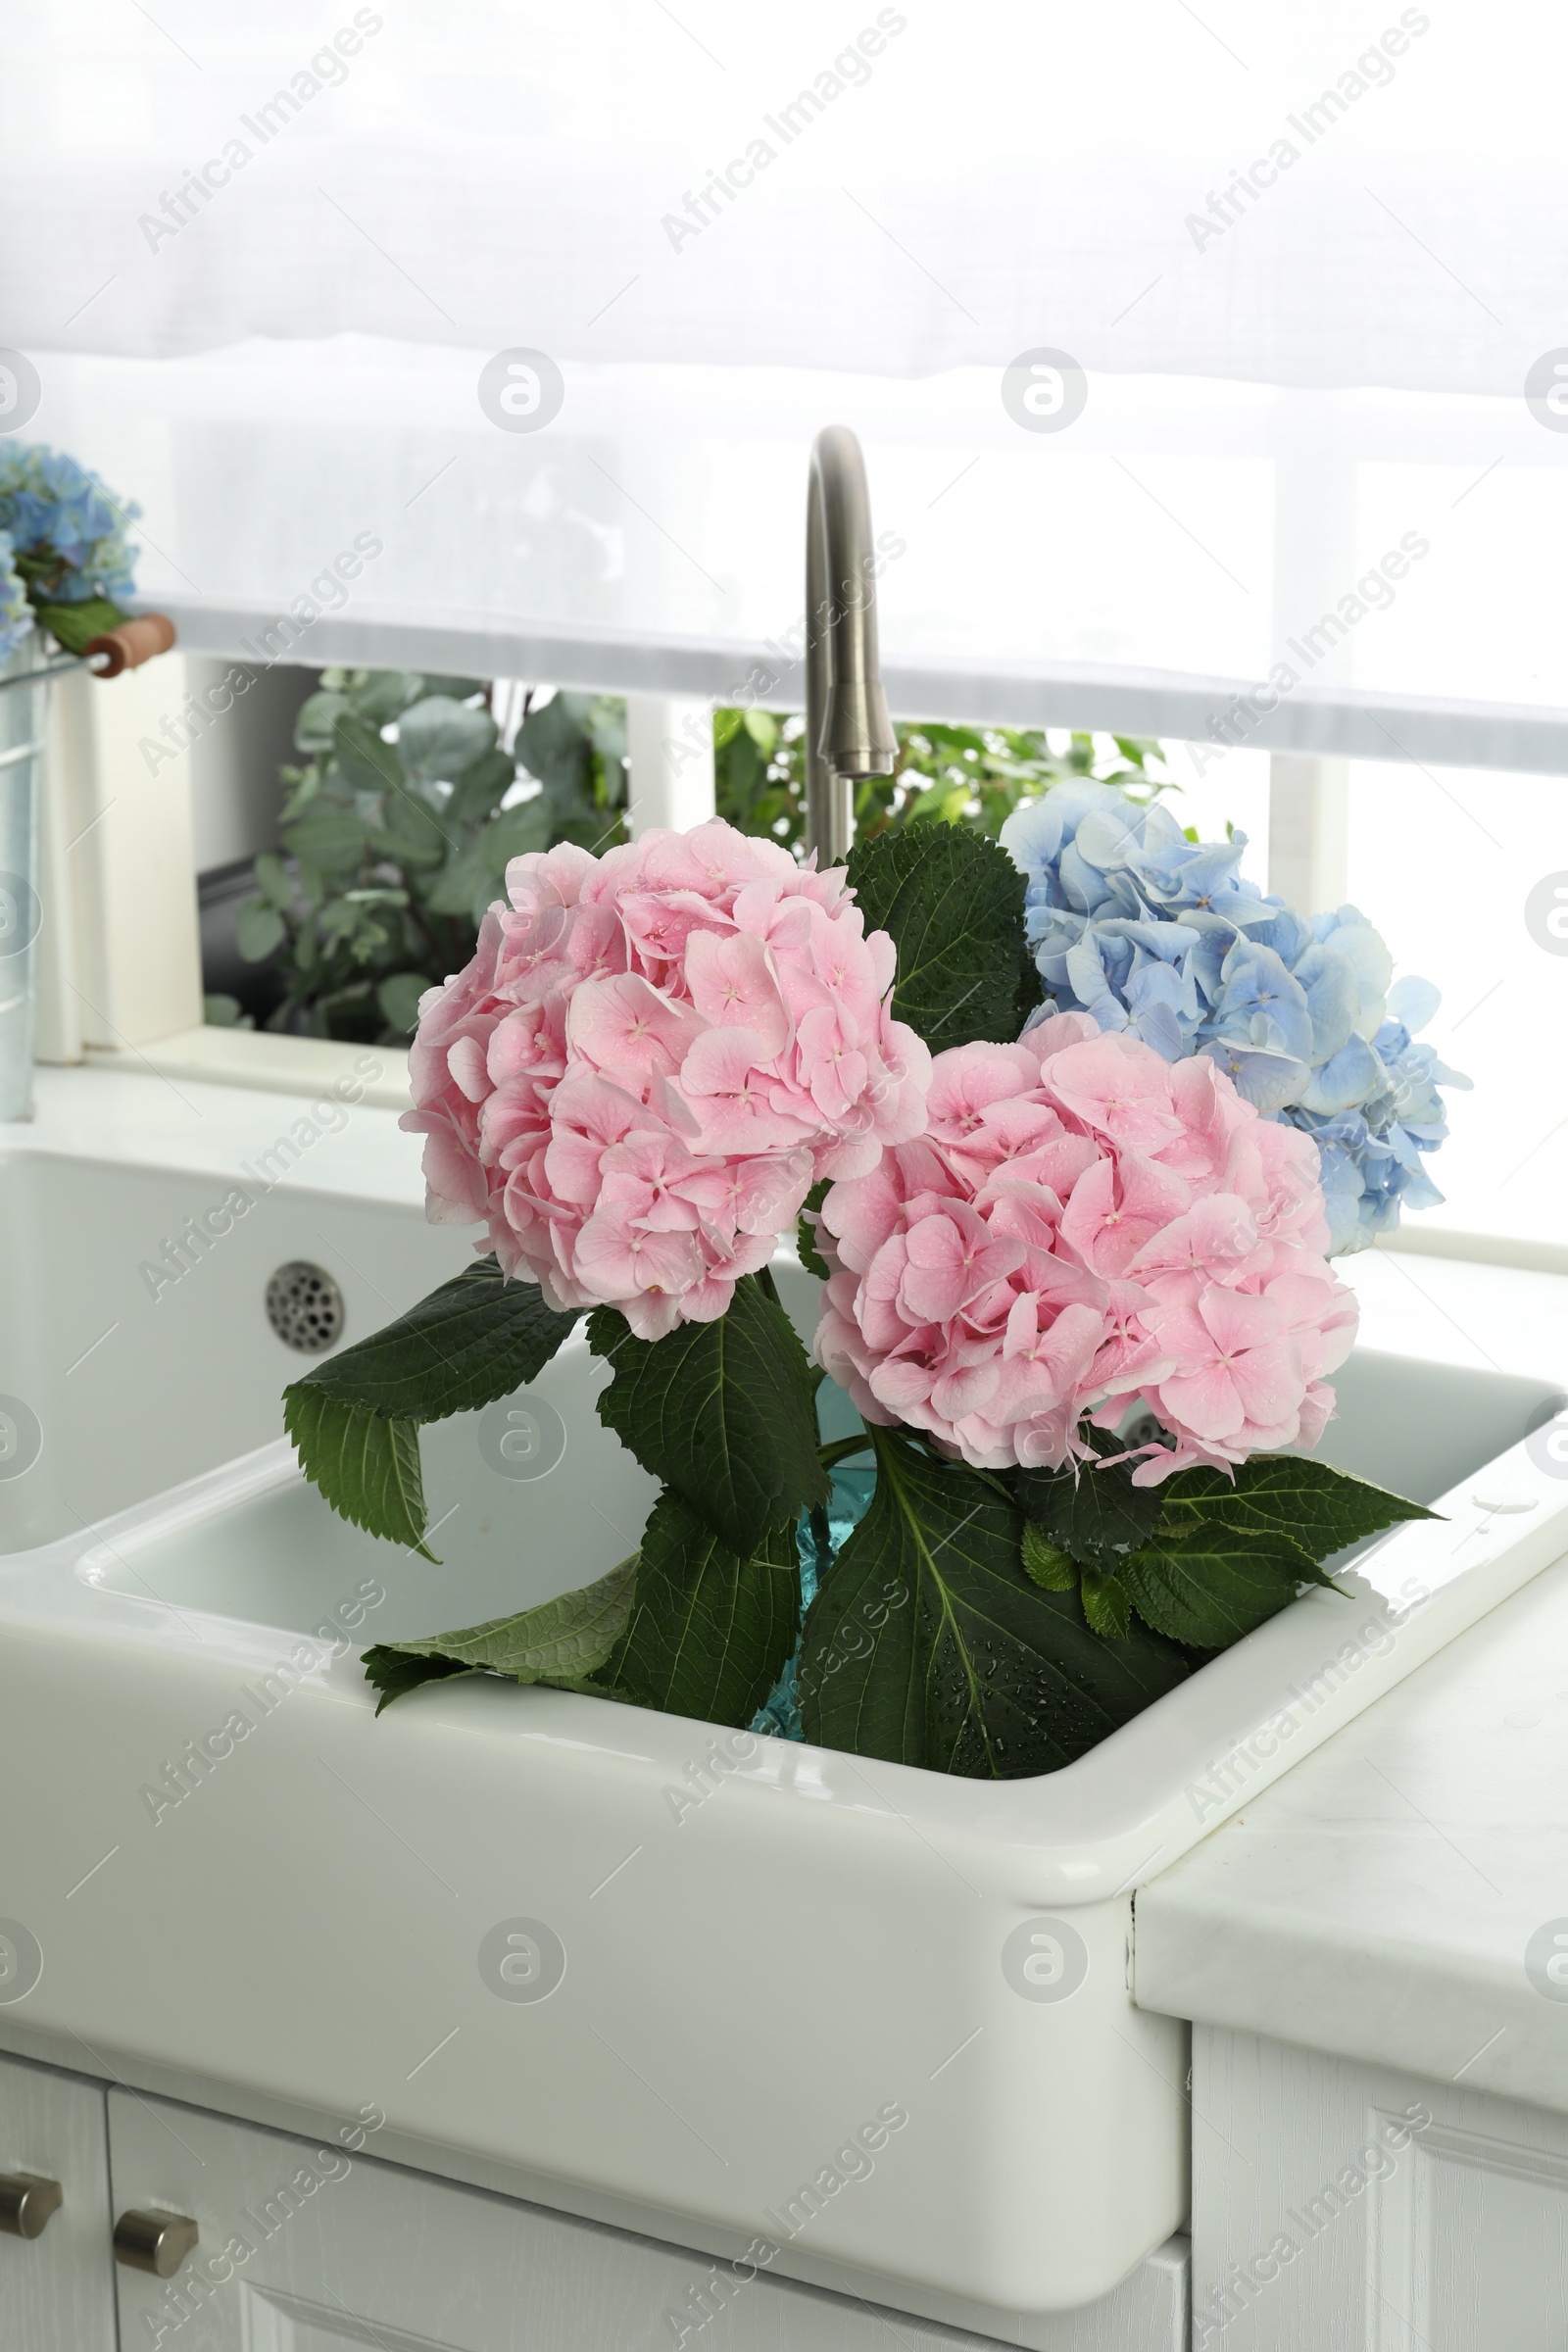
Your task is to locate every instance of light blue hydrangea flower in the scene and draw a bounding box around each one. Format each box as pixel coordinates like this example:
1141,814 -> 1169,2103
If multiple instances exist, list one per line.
1000,782 -> 1469,1253
0,532 -> 33,662
0,445 -> 140,605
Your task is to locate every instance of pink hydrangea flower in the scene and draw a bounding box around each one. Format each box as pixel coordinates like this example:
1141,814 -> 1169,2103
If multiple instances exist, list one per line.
402,820 -> 931,1338
813,1016 -> 1356,1481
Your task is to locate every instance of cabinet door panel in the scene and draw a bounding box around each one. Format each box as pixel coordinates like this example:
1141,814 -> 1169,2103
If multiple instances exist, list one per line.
0,2048 -> 117,2352
109,2087 -> 1181,2350
1193,2030 -> 1568,2351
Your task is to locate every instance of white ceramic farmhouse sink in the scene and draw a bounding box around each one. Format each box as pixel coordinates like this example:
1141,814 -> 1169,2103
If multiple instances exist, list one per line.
0,1069 -> 469,1551
1,1226 -> 1565,2334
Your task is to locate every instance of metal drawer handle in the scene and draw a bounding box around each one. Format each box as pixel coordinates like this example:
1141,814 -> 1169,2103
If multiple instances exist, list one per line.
0,2173 -> 64,2239
114,2208 -> 199,2278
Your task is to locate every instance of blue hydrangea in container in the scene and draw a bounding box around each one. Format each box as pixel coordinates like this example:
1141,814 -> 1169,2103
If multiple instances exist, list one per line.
0,443 -> 141,655
0,446 -> 152,1120
999,780 -> 1469,1252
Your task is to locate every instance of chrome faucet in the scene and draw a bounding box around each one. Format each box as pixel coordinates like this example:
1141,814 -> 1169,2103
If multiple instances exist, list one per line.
804,425 -> 897,864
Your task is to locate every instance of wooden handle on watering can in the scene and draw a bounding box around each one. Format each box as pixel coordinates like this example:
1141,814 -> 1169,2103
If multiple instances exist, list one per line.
83,612 -> 177,677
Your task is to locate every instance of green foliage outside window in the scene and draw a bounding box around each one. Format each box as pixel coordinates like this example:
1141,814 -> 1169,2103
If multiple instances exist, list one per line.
217,666 -> 1173,1044
220,669 -> 628,1044
711,710 -> 1174,846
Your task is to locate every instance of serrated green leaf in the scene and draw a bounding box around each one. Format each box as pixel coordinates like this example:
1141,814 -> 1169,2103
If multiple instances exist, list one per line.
282,1386 -> 432,1556
1119,1521 -> 1321,1649
843,824 -> 1025,1051
235,900 -> 286,961
361,1648 -> 476,1715
587,1274 -> 827,1555
797,1177 -> 831,1280
602,1497 -> 798,1728
799,1427 -> 1193,1777
1161,1455 -> 1439,1557
1080,1567 -> 1132,1640
1021,1521 -> 1078,1592
368,1555 -> 638,1708
1017,1449 -> 1165,1568
299,1253 -> 580,1421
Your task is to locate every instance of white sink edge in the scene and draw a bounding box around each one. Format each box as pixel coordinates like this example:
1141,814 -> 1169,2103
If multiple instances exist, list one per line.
12,1422 -> 1567,1908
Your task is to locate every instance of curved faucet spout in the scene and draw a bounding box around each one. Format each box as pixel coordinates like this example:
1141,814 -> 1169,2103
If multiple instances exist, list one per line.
804,424 -> 897,865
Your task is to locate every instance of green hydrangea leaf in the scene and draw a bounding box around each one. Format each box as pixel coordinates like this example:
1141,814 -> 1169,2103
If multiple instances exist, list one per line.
1080,1567 -> 1132,1640
282,1258 -> 580,1556
843,824 -> 1026,1051
364,1555 -> 640,1714
281,1387 -> 432,1557
361,1649 -> 476,1716
1119,1521 -> 1322,1650
798,1427 -> 1193,1777
296,1254 -> 579,1422
601,1497 -> 799,1729
1017,1445 -> 1165,1568
1160,1455 -> 1439,1557
587,1274 -> 827,1557
1021,1522 -> 1079,1592
797,1178 -> 832,1280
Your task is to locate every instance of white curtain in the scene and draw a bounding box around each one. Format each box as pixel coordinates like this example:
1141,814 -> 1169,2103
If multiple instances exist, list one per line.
3,1 -> 1560,395
5,1 -> 1565,760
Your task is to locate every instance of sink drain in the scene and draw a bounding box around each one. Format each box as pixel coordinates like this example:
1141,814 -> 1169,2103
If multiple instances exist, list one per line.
265,1261 -> 346,1353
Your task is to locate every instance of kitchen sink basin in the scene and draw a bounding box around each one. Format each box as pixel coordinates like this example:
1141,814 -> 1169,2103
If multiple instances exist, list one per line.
0,1072 -> 468,1552
2,1204 -> 1565,2334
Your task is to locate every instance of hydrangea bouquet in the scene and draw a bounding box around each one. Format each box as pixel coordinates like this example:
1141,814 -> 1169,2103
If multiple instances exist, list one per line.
0,444 -> 142,663
285,815 -> 1443,1780
1002,782 -> 1468,1251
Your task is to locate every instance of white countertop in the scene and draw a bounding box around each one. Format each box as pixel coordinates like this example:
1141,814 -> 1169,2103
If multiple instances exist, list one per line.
1136,1250 -> 1568,2112
18,1060 -> 422,1206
